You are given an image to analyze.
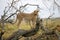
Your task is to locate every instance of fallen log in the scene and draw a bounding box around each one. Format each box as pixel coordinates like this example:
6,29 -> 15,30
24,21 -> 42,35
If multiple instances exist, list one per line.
6,29 -> 28,40
6,18 -> 40,40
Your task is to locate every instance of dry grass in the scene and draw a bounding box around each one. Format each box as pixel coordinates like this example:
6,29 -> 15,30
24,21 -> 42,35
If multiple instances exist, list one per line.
0,18 -> 60,40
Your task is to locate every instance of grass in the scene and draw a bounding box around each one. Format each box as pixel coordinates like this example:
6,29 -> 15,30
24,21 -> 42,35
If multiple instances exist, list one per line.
0,18 -> 60,40
2,21 -> 32,40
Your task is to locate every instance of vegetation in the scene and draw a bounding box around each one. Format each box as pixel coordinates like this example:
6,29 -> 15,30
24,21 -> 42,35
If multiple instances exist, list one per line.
0,18 -> 60,40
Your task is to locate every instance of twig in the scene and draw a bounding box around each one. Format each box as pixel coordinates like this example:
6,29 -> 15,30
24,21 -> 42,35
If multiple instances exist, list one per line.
54,0 -> 60,7
48,13 -> 55,19
4,10 -> 18,21
19,4 -> 40,10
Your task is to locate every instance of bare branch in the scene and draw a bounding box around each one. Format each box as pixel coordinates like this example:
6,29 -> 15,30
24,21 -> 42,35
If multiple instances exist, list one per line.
4,10 -> 18,21
13,0 -> 20,4
19,4 -> 39,9
54,0 -> 60,7
42,0 -> 51,14
4,0 -> 20,15
19,3 -> 42,12
48,13 -> 55,19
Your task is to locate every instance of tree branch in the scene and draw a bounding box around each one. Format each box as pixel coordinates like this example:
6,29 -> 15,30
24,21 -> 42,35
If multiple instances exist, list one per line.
54,0 -> 60,7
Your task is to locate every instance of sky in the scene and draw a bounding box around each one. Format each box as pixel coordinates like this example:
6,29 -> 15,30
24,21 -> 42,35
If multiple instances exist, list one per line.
0,0 -> 60,19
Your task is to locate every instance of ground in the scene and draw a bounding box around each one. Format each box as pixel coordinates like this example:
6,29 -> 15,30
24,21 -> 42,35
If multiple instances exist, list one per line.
0,18 -> 60,40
